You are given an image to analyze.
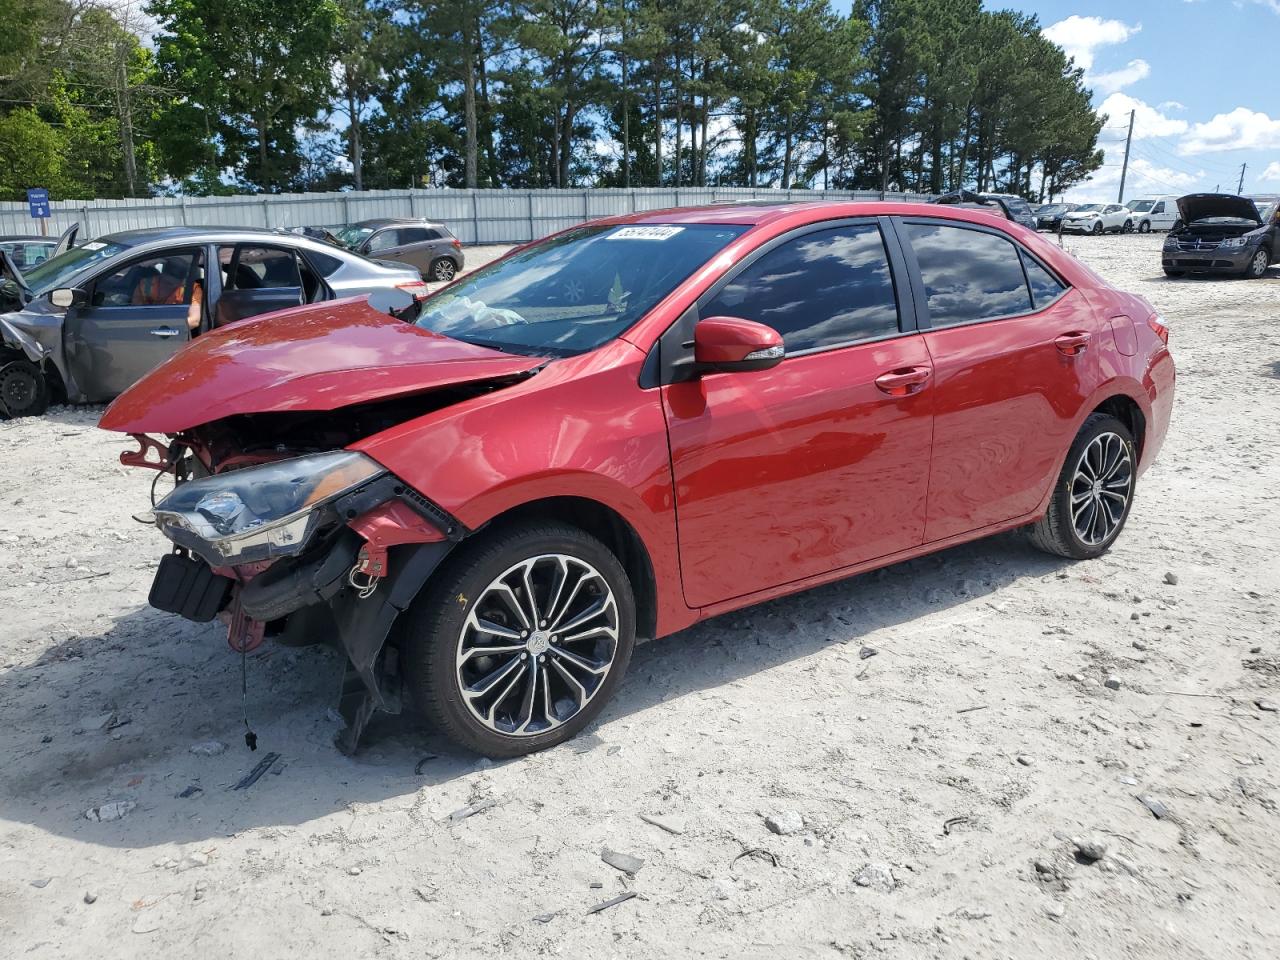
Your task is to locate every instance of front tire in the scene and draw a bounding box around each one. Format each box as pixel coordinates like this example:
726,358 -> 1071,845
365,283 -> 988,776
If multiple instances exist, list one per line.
1029,414 -> 1137,560
401,521 -> 636,757
1163,269 -> 1184,278
429,257 -> 457,282
1122,220 -> 1134,234
0,360 -> 49,418
1244,248 -> 1270,279
1091,221 -> 1103,235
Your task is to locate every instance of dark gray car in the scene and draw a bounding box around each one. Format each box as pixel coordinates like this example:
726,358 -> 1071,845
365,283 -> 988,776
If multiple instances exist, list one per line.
334,219 -> 465,282
1162,193 -> 1277,279
0,226 -> 426,417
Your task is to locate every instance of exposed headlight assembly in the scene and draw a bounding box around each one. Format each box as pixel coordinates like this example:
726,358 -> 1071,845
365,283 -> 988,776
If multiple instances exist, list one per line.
153,451 -> 386,566
1219,235 -> 1259,248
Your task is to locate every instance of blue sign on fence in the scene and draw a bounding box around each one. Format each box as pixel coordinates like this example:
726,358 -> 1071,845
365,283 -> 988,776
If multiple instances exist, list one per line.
27,187 -> 50,219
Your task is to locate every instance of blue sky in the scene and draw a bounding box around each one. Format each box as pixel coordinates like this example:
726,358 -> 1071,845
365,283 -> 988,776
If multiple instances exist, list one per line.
838,0 -> 1280,200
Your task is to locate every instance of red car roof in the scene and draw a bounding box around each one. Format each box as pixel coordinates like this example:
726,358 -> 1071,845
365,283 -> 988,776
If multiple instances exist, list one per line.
593,200 -> 1015,230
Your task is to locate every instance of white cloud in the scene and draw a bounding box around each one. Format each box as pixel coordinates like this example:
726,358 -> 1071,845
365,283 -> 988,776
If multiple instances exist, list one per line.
1060,157 -> 1201,204
1158,100 -> 1186,112
1098,94 -> 1189,139
1260,161 -> 1280,182
1180,107 -> 1280,154
1089,59 -> 1151,95
1042,15 -> 1140,72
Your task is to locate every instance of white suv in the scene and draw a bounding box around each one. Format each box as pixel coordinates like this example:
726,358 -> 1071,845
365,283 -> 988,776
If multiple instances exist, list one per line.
1062,203 -> 1133,235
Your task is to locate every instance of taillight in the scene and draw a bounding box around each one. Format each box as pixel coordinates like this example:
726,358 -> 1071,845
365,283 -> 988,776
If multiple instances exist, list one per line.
396,280 -> 430,299
452,238 -> 462,250
1147,314 -> 1169,344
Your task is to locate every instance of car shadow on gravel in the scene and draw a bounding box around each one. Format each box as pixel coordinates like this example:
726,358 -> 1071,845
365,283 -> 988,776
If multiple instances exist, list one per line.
0,530 -> 1068,848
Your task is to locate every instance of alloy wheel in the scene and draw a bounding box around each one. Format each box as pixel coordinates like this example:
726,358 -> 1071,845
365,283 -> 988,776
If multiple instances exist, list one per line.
1249,250 -> 1268,278
1069,432 -> 1133,546
455,554 -> 620,737
433,259 -> 456,281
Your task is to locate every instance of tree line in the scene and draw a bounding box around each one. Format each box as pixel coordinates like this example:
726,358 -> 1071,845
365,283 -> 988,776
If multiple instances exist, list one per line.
0,0 -> 1104,203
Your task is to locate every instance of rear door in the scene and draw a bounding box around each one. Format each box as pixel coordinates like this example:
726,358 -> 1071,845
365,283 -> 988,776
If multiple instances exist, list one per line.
662,218 -> 935,608
214,244 -> 307,326
63,247 -> 204,400
896,218 -> 1101,541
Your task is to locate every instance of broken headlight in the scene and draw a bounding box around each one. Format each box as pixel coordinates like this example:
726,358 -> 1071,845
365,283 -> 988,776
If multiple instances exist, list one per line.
152,451 -> 385,566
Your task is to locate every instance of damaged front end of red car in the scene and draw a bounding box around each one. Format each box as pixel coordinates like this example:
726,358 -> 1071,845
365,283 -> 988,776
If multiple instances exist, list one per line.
100,299 -> 544,752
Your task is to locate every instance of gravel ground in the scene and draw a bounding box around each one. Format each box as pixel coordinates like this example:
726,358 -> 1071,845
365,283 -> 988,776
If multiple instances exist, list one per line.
1,233 -> 1278,959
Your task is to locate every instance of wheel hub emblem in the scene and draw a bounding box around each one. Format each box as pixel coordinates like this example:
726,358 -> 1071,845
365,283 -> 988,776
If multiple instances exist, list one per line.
527,630 -> 550,656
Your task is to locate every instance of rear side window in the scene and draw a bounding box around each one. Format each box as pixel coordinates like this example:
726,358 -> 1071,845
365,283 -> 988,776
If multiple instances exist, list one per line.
222,246 -> 302,290
1022,253 -> 1066,309
308,250 -> 343,277
702,223 -> 899,352
395,227 -> 431,245
903,222 -> 1032,326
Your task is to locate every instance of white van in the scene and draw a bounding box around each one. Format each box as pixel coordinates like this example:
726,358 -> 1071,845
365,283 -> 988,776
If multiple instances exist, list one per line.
1125,196 -> 1180,232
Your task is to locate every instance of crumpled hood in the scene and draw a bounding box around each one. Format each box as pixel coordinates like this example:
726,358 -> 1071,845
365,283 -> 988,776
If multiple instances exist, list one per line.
99,298 -> 544,434
1176,193 -> 1261,224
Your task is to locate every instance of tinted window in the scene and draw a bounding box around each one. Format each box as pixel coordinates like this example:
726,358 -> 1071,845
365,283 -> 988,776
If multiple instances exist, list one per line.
309,250 -> 344,277
1021,253 -> 1066,309
904,222 -> 1032,326
1151,202 -> 1165,214
702,223 -> 899,352
396,227 -> 431,245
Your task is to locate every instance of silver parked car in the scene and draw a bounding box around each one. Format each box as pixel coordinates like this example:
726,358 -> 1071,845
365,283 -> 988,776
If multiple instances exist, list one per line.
0,226 -> 427,417
333,219 -> 465,281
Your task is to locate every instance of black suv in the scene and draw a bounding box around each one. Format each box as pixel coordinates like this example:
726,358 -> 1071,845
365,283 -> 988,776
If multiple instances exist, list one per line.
930,190 -> 1038,230
1163,194 -> 1278,279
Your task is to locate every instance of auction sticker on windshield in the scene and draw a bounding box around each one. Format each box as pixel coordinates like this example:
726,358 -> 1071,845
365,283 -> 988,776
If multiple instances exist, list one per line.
608,226 -> 685,241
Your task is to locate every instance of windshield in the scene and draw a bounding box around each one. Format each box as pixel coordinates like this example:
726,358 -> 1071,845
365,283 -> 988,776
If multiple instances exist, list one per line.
1127,200 -> 1154,212
1074,205 -> 1103,213
335,225 -> 374,249
15,239 -> 132,296
1259,202 -> 1279,223
415,223 -> 747,357
1038,204 -> 1068,215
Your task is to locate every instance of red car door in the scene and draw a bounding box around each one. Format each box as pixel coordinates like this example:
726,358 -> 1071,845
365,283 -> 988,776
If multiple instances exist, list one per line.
661,220 -> 935,609
896,218 -> 1103,541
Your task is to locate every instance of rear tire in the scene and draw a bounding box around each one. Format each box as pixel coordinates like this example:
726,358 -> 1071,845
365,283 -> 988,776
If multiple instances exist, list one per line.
0,360 -> 49,418
401,520 -> 636,757
1028,414 -> 1137,560
429,257 -> 457,282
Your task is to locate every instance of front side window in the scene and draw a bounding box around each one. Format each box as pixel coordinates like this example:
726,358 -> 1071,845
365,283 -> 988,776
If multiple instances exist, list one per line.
415,223 -> 746,357
904,222 -> 1032,326
701,223 -> 900,352
93,250 -> 202,307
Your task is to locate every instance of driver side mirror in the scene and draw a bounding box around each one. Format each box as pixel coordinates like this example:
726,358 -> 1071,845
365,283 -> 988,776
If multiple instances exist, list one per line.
48,287 -> 88,310
694,316 -> 784,372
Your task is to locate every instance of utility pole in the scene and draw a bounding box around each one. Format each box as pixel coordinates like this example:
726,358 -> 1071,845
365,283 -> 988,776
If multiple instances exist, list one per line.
1117,109 -> 1135,203
1237,163 -> 1247,194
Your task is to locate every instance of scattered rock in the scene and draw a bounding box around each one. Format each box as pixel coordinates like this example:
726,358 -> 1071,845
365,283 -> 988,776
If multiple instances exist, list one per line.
1163,572 -> 1178,586
193,881 -> 207,902
1073,837 -> 1109,862
31,877 -> 51,888
1016,754 -> 1034,766
175,785 -> 203,799
320,907 -> 334,917
711,879 -> 734,901
601,847 -> 644,875
348,866 -> 362,876
1257,699 -> 1277,713
189,739 -> 227,757
1130,612 -> 1141,621
639,813 -> 685,835
83,891 -> 97,904
1138,795 -> 1170,820
84,800 -> 136,822
1043,901 -> 1066,920
852,862 -> 896,893
1126,736 -> 1149,750
764,810 -> 804,836
1104,677 -> 1122,690
40,734 -> 52,744
859,646 -> 878,660
533,912 -> 556,923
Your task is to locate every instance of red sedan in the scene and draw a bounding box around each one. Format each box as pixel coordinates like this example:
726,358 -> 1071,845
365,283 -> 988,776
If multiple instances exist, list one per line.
101,202 -> 1175,757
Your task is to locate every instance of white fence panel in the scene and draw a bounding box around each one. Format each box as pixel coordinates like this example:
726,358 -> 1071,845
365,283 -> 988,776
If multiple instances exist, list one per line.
0,187 -> 936,245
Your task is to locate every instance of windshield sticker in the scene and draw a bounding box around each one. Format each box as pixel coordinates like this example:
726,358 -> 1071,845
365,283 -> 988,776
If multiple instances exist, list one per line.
608,226 -> 685,241
82,241 -> 107,251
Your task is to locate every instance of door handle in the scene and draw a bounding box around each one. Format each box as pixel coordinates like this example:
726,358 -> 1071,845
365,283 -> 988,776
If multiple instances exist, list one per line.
149,327 -> 180,338
874,366 -> 931,397
1054,331 -> 1091,356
